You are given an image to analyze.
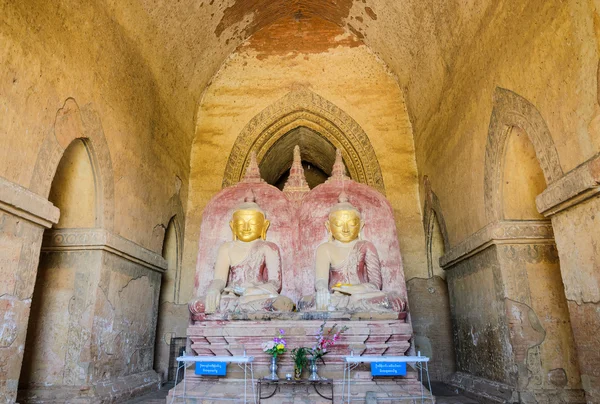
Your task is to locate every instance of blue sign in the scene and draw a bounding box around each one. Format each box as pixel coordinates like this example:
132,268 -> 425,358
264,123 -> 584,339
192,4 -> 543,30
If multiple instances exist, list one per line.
371,362 -> 407,376
195,362 -> 227,376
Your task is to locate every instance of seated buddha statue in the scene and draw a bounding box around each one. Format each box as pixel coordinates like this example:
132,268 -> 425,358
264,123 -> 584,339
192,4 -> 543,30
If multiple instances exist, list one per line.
190,193 -> 294,316
299,192 -> 405,313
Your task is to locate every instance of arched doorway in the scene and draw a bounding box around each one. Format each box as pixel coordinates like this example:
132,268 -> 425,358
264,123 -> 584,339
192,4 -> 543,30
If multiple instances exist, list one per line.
222,89 -> 385,195
19,139 -> 98,394
498,125 -> 581,394
153,216 -> 187,382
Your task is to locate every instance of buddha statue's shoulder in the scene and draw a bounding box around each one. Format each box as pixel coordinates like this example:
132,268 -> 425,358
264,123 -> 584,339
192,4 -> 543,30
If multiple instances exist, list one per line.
254,239 -> 280,253
356,239 -> 377,250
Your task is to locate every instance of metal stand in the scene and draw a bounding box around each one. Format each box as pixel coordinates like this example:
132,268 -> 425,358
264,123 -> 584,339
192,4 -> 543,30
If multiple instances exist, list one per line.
256,378 -> 334,403
170,355 -> 256,404
341,354 -> 434,403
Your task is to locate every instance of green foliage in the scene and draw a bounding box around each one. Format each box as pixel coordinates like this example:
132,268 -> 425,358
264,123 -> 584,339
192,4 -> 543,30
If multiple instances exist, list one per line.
291,347 -> 309,370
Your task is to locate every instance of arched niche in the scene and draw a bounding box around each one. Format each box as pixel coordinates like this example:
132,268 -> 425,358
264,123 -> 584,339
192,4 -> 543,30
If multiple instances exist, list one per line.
501,126 -> 547,220
422,176 -> 450,278
160,216 -> 183,304
30,98 -> 115,230
259,126 -> 346,189
20,138 -> 99,390
222,90 -> 385,195
484,88 -> 563,221
481,89 -> 581,392
153,214 -> 185,382
49,139 -> 98,228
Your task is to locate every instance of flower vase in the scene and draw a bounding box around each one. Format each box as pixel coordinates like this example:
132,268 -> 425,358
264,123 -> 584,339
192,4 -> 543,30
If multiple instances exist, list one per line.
266,356 -> 279,380
308,358 -> 321,381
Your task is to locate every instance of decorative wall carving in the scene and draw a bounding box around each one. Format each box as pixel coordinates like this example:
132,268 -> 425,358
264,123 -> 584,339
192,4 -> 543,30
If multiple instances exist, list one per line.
222,89 -> 386,195
484,88 -> 563,221
42,228 -> 167,273
30,98 -> 115,230
440,220 -> 555,268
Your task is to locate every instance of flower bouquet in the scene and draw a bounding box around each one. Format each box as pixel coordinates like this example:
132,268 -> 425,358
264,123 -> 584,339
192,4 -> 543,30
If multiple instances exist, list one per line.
311,321 -> 348,364
262,329 -> 286,380
261,329 -> 287,357
308,321 -> 348,380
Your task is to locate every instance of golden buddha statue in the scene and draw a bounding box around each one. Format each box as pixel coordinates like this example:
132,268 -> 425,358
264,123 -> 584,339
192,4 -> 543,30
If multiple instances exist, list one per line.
300,192 -> 405,313
195,193 -> 294,315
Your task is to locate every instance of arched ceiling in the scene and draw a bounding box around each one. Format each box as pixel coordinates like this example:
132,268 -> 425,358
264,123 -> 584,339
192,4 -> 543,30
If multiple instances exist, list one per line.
98,0 -> 494,143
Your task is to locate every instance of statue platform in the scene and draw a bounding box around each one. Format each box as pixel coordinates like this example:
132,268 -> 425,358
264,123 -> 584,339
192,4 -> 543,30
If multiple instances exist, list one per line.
189,317 -> 411,360
162,318 -> 421,403
167,317 -> 426,403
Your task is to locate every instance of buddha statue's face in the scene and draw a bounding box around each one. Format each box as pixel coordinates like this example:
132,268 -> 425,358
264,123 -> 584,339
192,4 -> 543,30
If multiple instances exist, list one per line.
230,209 -> 269,242
327,210 -> 362,243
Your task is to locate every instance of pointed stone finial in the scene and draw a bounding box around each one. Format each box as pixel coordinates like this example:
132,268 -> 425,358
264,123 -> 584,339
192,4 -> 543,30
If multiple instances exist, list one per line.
283,145 -> 310,203
242,152 -> 265,183
244,188 -> 256,203
328,149 -> 349,182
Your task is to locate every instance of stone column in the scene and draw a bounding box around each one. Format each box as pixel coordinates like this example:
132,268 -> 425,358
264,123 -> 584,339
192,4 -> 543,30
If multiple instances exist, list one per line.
441,221 -> 584,403
0,176 -> 59,403
537,155 -> 600,402
19,228 -> 167,403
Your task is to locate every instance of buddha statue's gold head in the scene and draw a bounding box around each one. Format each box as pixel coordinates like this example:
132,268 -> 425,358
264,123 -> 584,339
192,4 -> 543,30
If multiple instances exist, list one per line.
326,192 -> 363,243
230,191 -> 270,242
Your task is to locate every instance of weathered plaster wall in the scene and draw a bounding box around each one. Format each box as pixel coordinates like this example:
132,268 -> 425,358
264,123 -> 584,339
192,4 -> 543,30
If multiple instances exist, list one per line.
1,2 -> 185,400
446,243 -> 584,403
447,247 -> 511,385
0,210 -> 52,402
20,251 -> 102,389
412,1 -> 599,245
0,1 -> 189,249
552,195 -> 600,401
407,276 -> 455,382
182,16 -> 426,302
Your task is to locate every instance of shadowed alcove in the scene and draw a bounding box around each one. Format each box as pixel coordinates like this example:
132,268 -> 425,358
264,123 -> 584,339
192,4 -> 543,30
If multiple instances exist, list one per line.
259,126 -> 349,189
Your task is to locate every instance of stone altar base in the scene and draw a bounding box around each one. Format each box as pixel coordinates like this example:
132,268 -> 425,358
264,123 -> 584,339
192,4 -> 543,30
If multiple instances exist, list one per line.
167,317 -> 434,403
189,317 -> 411,360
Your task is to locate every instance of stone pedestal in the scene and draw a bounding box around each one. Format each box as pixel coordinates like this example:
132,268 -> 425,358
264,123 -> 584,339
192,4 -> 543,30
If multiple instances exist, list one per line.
168,316 -> 428,403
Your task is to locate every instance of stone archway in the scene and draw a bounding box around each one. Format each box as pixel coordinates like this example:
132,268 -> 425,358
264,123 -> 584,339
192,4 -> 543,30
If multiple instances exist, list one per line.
423,175 -> 450,277
484,88 -> 563,222
222,89 -> 386,195
30,98 -> 115,230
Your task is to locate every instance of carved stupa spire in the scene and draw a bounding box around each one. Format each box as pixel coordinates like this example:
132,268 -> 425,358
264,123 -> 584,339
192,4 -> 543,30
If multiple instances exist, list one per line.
283,145 -> 310,203
242,152 -> 265,183
327,149 -> 350,183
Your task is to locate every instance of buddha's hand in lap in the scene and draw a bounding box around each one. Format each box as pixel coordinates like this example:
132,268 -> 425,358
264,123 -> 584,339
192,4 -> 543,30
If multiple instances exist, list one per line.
331,283 -> 378,295
205,288 -> 222,313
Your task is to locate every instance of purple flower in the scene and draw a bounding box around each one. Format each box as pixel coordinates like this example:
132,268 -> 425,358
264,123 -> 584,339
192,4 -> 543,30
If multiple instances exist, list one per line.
279,329 -> 285,335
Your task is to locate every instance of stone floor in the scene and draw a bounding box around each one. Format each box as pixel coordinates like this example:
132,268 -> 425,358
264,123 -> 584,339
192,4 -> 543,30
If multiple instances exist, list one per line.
123,381 -> 480,403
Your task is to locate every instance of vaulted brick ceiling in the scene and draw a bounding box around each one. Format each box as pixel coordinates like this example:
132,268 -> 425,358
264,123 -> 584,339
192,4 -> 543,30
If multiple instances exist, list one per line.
101,0 -> 492,139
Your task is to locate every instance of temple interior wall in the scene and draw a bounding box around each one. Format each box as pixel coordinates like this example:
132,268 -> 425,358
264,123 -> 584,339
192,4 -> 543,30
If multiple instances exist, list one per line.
412,1 -> 600,245
0,2 -> 190,250
2,1 -> 600,402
